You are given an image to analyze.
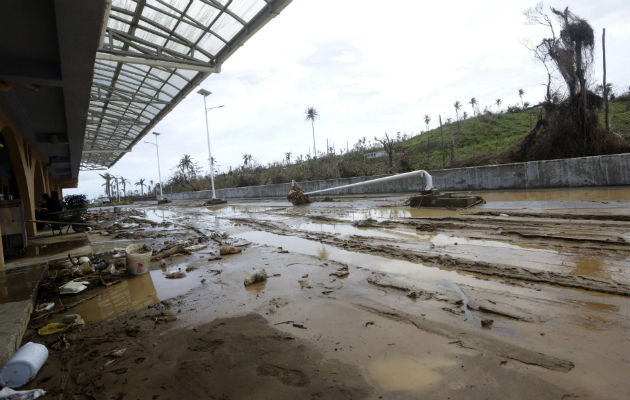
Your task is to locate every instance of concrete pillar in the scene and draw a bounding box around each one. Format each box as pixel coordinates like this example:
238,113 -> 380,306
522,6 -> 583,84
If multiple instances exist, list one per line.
1,126 -> 37,236
0,223 -> 4,269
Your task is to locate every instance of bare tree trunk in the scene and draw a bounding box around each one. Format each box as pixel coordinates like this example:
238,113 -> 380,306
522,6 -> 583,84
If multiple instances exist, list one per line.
311,120 -> 316,158
439,115 -> 445,168
603,28 -> 609,131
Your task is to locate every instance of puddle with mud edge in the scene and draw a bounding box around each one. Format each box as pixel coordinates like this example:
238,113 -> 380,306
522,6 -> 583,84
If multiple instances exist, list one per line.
68,265 -> 207,322
349,207 -> 464,221
22,239 -> 89,258
142,209 -> 177,223
367,355 -> 457,392
235,230 -> 519,293
570,256 -> 611,279
466,187 -> 630,202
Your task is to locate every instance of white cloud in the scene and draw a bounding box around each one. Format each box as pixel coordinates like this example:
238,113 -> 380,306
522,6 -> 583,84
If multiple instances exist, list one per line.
68,0 -> 630,198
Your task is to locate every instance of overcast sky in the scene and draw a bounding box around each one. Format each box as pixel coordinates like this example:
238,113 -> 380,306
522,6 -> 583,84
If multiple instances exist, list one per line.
69,0 -> 630,199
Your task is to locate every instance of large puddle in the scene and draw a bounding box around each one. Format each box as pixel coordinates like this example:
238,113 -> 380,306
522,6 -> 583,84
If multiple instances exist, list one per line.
69,264 -> 207,322
367,355 -> 457,392
235,230 -> 519,294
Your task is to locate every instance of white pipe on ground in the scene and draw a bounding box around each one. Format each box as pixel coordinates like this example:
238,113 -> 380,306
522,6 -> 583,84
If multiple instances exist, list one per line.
301,170 -> 433,196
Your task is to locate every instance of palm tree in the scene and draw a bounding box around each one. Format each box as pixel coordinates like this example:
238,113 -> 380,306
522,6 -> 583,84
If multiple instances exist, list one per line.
113,176 -> 119,201
285,152 -> 292,164
135,178 -> 146,196
495,98 -> 502,112
119,177 -> 128,199
99,173 -> 113,201
454,101 -> 461,127
462,111 -> 468,120
242,154 -> 252,166
423,115 -> 431,132
304,107 -> 319,158
469,97 -> 478,117
518,89 -> 525,109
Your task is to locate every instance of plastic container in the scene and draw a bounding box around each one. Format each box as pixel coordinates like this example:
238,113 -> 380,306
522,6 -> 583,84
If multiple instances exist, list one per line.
126,243 -> 152,275
0,342 -> 48,388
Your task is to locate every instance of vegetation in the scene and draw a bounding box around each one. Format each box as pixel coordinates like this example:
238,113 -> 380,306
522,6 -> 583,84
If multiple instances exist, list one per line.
158,92 -> 628,195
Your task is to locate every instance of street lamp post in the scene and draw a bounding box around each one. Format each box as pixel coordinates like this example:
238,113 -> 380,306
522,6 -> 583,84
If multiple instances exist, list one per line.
144,132 -> 163,201
197,88 -> 224,200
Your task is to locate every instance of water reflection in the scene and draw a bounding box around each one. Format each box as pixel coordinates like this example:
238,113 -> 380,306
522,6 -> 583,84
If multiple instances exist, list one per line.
71,273 -> 158,322
570,256 -> 611,279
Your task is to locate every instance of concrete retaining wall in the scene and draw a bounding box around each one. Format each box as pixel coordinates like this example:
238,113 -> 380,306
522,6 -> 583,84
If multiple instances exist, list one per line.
167,153 -> 630,200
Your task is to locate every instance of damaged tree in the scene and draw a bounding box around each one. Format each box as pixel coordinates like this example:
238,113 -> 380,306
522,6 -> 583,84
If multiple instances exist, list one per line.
516,4 -> 627,161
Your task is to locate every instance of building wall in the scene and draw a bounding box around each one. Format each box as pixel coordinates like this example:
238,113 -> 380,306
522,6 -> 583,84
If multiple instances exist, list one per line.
167,153 -> 630,200
0,112 -> 75,242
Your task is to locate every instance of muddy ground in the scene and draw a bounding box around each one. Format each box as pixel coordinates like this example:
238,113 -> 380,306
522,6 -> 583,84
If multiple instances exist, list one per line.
22,188 -> 630,399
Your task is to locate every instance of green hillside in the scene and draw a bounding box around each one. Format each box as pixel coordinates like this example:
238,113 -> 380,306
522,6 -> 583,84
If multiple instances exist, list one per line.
164,97 -> 630,193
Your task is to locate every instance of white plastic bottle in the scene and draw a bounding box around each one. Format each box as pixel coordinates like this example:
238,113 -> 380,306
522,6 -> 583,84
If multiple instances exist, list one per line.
0,342 -> 48,388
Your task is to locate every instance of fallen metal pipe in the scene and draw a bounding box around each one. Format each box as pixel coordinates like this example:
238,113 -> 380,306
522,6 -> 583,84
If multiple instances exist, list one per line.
301,170 -> 433,196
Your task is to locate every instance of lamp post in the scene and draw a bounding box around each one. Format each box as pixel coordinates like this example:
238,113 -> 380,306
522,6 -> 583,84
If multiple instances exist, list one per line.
144,132 -> 163,201
197,88 -> 225,200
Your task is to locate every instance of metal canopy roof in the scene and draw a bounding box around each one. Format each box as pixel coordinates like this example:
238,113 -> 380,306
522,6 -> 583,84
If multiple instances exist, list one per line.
81,0 -> 291,170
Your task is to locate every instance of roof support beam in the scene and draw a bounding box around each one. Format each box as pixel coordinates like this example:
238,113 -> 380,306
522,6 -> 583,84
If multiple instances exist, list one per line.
95,51 -> 219,72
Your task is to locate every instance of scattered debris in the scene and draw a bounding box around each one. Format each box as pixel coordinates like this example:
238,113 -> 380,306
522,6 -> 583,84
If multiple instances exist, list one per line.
165,269 -> 186,279
481,319 -> 494,329
244,269 -> 267,286
287,182 -> 310,205
34,303 -> 54,313
329,265 -> 349,278
0,387 -> 46,400
59,280 -> 89,295
220,245 -> 241,255
292,323 -> 307,329
153,244 -> 187,260
0,342 -> 48,388
107,348 -> 127,358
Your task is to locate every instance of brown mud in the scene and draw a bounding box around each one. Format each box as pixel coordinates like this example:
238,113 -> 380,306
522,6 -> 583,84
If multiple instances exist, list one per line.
21,189 -> 630,399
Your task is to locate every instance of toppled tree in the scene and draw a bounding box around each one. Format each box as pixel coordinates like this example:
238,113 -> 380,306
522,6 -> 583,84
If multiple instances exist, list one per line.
374,132 -> 396,168
514,4 -> 628,161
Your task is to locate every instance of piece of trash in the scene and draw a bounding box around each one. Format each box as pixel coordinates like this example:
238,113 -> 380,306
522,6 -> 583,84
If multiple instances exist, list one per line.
364,321 -> 375,327
107,348 -> 127,358
0,387 -> 46,399
329,269 -> 349,278
0,342 -> 48,388
154,315 -> 177,323
126,243 -> 152,275
78,256 -> 94,274
481,319 -> 494,329
292,323 -> 307,329
298,279 -> 310,289
185,244 -> 208,252
59,280 -> 89,294
244,268 -> 267,286
61,314 -> 82,325
220,245 -> 241,255
35,303 -> 54,313
165,270 -> 186,279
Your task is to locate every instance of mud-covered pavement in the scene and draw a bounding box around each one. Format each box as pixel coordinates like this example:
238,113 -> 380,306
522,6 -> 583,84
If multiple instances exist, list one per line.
24,188 -> 630,399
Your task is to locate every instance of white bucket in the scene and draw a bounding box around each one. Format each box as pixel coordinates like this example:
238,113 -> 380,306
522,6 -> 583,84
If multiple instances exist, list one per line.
0,342 -> 48,388
125,243 -> 152,275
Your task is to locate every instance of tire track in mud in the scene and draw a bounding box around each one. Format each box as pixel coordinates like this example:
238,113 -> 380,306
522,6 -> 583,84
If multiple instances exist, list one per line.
355,301 -> 575,373
228,217 -> 630,296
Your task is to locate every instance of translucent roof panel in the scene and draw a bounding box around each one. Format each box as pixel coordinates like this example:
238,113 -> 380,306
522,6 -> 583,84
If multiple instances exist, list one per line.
81,0 -> 291,169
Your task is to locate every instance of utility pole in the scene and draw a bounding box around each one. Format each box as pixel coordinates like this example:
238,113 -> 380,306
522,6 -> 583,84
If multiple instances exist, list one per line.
439,115 -> 445,169
602,28 -> 609,131
145,132 -> 163,201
